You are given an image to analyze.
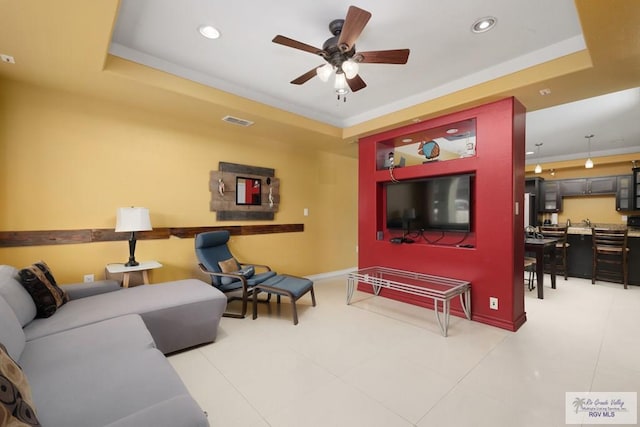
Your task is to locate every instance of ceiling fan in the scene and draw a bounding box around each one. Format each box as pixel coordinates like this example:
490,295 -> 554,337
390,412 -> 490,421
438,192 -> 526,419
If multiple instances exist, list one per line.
272,5 -> 410,100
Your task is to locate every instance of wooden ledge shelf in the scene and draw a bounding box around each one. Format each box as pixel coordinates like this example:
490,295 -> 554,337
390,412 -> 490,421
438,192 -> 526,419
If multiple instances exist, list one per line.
0,224 -> 304,248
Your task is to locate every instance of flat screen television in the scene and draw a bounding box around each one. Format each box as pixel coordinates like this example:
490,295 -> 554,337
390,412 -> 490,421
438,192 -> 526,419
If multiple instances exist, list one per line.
385,174 -> 473,232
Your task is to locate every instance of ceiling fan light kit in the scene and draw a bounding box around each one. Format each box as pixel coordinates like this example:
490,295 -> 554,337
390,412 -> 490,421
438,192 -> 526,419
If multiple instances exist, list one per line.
316,63 -> 333,82
272,5 -> 410,101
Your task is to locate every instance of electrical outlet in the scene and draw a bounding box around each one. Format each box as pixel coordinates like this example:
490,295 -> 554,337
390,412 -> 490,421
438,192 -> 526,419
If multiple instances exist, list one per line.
83,274 -> 94,283
489,297 -> 498,310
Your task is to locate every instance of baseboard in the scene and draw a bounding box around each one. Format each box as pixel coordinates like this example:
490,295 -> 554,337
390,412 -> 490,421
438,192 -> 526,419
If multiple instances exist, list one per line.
304,267 -> 356,282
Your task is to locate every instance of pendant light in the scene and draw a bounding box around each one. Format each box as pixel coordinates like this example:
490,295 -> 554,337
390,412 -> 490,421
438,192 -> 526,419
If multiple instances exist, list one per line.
585,134 -> 594,169
534,142 -> 543,174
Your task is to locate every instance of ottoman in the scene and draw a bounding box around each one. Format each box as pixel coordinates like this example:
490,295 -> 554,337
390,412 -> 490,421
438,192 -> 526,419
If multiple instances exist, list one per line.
252,275 -> 316,325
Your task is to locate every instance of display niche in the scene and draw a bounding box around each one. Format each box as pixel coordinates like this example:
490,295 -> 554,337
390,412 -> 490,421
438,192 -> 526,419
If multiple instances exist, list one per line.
376,118 -> 477,170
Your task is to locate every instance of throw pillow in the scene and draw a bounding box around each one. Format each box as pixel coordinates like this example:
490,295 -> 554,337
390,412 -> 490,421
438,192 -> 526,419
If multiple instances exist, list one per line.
0,342 -> 41,426
18,261 -> 68,318
218,257 -> 240,273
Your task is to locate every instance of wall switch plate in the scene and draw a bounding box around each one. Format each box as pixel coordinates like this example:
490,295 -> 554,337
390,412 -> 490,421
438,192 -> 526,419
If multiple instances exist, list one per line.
489,297 -> 498,310
83,274 -> 94,283
303,208 -> 309,216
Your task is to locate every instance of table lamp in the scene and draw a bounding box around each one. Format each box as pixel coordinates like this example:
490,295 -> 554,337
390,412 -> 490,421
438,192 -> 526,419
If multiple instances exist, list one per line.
115,207 -> 152,266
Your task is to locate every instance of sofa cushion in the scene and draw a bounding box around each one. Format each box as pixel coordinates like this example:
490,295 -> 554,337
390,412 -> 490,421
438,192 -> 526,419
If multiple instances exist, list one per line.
0,342 -> 41,426
0,265 -> 37,327
19,315 -> 156,378
18,262 -> 68,318
23,279 -> 227,354
26,346 -> 203,427
61,280 -> 121,300
0,295 -> 26,361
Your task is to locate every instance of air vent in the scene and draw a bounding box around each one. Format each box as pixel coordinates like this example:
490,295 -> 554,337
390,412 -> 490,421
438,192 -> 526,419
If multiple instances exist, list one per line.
222,115 -> 254,127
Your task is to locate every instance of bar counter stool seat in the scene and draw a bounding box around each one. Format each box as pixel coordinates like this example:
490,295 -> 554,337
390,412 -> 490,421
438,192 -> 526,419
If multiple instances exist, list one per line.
591,227 -> 629,289
524,257 -> 537,291
540,226 -> 570,280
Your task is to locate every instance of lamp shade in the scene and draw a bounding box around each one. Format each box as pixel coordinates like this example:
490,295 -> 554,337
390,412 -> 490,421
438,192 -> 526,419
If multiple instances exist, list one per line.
316,63 -> 333,82
115,207 -> 152,232
341,59 -> 359,79
334,72 -> 348,95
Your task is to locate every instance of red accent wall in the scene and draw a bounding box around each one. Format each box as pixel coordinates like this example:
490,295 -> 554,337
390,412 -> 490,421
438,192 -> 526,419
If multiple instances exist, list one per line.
358,98 -> 526,331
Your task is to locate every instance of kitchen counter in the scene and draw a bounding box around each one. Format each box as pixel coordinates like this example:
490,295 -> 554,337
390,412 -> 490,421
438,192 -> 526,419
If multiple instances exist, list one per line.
563,232 -> 640,285
566,225 -> 640,237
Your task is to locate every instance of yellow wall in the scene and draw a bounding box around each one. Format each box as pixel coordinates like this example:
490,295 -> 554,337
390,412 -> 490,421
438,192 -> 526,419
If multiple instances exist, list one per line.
0,80 -> 358,283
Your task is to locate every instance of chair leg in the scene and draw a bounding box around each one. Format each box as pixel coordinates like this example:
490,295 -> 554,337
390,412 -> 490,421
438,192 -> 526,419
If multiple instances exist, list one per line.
291,300 -> 298,325
252,288 -> 259,320
310,286 -> 316,306
223,312 -> 245,319
240,296 -> 248,318
223,295 -> 249,318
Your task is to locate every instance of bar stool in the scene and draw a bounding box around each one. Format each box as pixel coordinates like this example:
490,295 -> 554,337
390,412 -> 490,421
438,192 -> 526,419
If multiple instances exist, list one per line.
524,257 -> 537,291
591,227 -> 629,289
540,226 -> 570,280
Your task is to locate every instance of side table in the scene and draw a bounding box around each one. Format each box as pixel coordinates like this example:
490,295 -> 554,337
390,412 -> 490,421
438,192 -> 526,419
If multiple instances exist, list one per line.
105,261 -> 163,288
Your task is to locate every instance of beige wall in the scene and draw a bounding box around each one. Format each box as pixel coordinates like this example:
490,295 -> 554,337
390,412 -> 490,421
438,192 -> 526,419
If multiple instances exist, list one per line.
0,80 -> 358,283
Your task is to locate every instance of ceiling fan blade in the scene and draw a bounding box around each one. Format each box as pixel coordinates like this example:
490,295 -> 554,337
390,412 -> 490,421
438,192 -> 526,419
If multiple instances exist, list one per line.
290,66 -> 322,85
272,35 -> 324,56
357,49 -> 410,64
337,6 -> 372,52
347,74 -> 367,92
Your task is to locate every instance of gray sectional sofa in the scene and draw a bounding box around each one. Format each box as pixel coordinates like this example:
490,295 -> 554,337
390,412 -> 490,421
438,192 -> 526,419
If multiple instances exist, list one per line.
0,264 -> 227,427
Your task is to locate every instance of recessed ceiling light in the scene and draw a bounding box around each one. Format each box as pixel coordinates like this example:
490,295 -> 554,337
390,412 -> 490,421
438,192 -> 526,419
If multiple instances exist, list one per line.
402,138 -> 413,143
539,88 -> 552,96
526,151 -> 535,155
471,16 -> 497,33
446,128 -> 459,134
199,25 -> 220,39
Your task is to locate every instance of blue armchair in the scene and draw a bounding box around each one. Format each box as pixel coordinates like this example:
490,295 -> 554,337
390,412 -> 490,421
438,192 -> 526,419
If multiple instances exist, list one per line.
195,231 -> 276,318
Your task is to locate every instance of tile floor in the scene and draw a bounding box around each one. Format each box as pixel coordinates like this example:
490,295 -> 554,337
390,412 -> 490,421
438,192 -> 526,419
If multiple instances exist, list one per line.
169,275 -> 640,427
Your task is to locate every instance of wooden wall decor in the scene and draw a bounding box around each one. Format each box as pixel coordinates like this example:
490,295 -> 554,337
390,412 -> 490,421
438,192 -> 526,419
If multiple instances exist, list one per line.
210,162 -> 280,220
0,224 -> 304,248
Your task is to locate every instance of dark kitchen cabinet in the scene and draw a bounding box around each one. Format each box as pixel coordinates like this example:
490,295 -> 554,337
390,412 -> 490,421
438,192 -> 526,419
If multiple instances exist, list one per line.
559,179 -> 587,196
587,176 -> 617,194
560,176 -> 617,196
617,175 -> 634,211
541,180 -> 561,212
634,168 -> 640,210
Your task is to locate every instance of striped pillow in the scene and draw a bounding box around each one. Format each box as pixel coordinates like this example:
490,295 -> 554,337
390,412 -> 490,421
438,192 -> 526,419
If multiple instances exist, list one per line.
18,261 -> 68,318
